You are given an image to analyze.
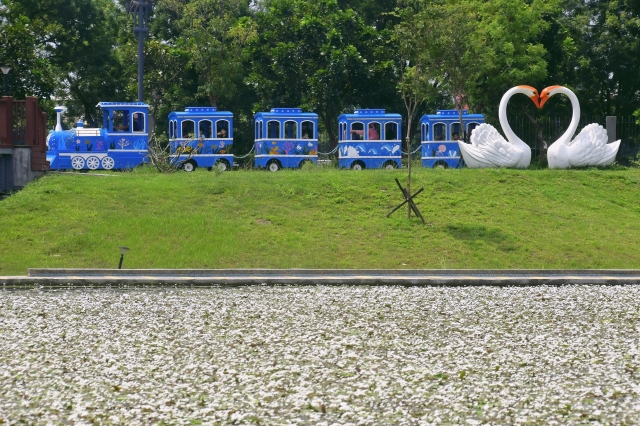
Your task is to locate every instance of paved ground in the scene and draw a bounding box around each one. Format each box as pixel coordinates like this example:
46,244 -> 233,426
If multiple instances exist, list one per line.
1,285 -> 639,424
3,268 -> 640,287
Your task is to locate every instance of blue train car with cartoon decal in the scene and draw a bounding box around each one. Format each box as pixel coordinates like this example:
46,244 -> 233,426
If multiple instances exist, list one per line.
253,108 -> 319,171
46,102 -> 149,170
168,107 -> 234,172
420,109 -> 484,169
338,109 -> 402,170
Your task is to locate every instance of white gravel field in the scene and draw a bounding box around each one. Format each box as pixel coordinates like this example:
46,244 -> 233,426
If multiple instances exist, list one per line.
1,285 -> 639,425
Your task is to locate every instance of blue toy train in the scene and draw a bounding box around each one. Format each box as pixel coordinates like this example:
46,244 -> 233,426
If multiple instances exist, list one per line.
338,109 -> 402,170
420,109 -> 485,169
46,102 -> 150,170
46,102 -> 484,171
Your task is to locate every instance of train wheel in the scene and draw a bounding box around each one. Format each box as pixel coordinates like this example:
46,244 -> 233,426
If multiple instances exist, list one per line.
71,156 -> 85,170
268,161 -> 280,172
86,156 -> 100,170
433,160 -> 448,169
383,161 -> 397,170
183,161 -> 196,172
351,162 -> 363,171
101,156 -> 115,170
214,159 -> 228,172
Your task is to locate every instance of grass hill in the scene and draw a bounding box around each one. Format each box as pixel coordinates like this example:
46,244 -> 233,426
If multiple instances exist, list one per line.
1,166 -> 639,275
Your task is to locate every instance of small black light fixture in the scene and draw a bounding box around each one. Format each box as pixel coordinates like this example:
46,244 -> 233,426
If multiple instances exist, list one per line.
118,246 -> 130,269
1,66 -> 10,96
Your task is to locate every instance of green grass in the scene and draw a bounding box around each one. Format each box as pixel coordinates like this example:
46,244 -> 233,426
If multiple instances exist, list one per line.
1,165 -> 639,275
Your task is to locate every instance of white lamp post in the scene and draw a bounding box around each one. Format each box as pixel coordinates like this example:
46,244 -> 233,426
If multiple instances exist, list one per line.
1,66 -> 10,96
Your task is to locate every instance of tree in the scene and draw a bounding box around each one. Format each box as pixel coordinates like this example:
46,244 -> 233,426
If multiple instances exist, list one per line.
0,4 -> 55,100
248,0 -> 395,148
8,0 -> 129,125
416,1 -> 486,142
551,0 -> 640,118
393,1 -> 440,217
171,0 -> 256,108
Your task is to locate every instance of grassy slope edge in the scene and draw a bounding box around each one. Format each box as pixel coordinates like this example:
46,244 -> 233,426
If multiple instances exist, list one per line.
0,166 -> 639,275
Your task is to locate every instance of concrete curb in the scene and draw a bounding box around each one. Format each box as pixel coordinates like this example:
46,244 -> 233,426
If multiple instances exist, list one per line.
1,269 -> 640,288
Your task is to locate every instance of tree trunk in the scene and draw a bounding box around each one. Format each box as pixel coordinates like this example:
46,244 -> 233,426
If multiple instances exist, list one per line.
320,112 -> 337,150
521,106 -> 546,159
406,114 -> 412,219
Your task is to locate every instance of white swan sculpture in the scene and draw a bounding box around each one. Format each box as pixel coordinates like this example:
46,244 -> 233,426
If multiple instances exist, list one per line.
459,85 -> 539,169
540,85 -> 620,169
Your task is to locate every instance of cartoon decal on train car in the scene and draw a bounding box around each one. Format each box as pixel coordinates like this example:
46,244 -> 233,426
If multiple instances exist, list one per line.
337,109 -> 402,170
46,102 -> 149,170
253,108 -> 319,171
420,110 -> 485,169
168,107 -> 234,172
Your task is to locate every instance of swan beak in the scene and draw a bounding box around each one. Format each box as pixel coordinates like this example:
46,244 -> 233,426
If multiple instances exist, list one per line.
539,85 -> 563,108
517,85 -> 540,109
531,92 -> 541,109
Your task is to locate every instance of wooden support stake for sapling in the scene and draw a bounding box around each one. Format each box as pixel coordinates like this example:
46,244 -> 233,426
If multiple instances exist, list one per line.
387,178 -> 426,224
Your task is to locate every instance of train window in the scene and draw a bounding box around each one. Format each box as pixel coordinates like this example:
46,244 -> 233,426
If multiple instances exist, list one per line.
169,120 -> 175,139
368,122 -> 381,140
284,120 -> 297,139
433,123 -> 446,141
255,121 -> 260,139
301,121 -> 314,139
104,110 -> 111,131
199,120 -> 213,138
385,122 -> 398,141
112,110 -> 130,132
467,122 -> 479,141
350,122 -> 364,140
267,120 -> 280,139
132,112 -> 145,132
450,123 -> 461,141
259,121 -> 263,139
216,120 -> 229,138
182,120 -> 195,139
421,123 -> 429,141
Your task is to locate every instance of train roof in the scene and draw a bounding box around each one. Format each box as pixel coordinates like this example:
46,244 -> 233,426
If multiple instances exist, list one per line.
339,109 -> 402,121
254,108 -> 318,119
97,102 -> 149,109
168,107 -> 233,120
421,109 -> 484,122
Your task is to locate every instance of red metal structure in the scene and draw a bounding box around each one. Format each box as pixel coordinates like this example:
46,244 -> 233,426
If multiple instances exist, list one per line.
0,96 -> 49,193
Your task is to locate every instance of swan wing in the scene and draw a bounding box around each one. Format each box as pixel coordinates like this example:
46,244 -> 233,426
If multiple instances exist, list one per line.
467,123 -> 523,168
568,123 -> 618,167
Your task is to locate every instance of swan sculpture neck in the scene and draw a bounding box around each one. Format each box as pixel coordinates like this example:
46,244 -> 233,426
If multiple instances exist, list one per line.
551,87 -> 581,145
498,86 -> 533,152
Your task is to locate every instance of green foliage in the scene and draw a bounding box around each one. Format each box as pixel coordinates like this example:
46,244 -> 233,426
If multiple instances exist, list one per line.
0,5 -> 55,99
2,0 -> 640,136
248,0 -> 397,146
1,167 -> 640,274
173,0 -> 256,107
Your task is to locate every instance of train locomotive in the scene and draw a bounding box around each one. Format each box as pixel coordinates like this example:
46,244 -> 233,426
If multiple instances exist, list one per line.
46,102 -> 150,170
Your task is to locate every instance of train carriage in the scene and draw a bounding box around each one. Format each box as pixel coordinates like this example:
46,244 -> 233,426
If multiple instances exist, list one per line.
420,109 -> 484,169
46,102 -> 149,170
168,107 -> 234,172
338,109 -> 402,170
253,108 -> 319,171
